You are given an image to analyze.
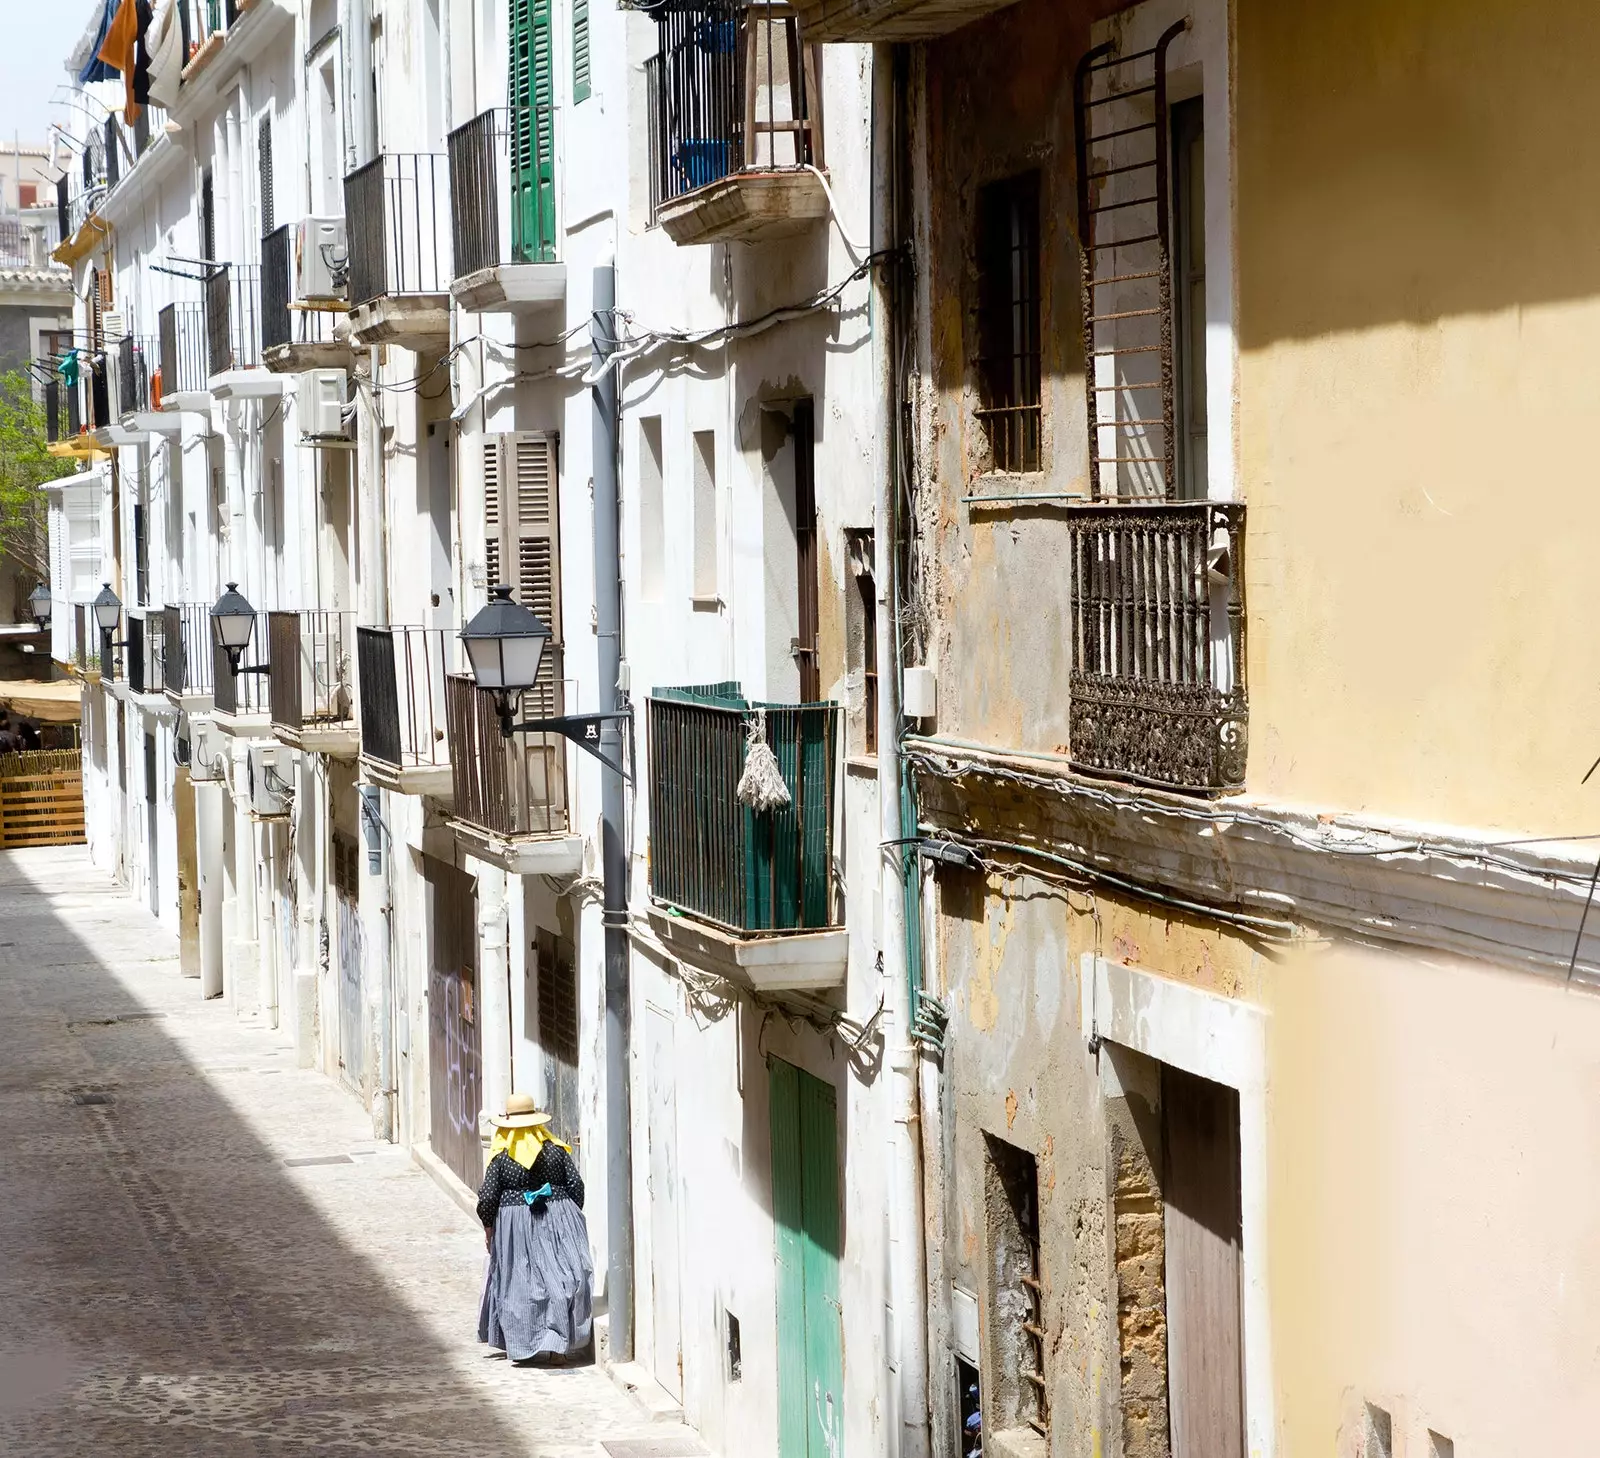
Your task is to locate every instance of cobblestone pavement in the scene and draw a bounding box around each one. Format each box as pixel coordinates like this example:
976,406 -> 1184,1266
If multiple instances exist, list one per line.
0,847 -> 689,1458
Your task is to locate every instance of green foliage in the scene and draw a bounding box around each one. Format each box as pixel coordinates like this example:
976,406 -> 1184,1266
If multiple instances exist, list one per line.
0,370 -> 73,583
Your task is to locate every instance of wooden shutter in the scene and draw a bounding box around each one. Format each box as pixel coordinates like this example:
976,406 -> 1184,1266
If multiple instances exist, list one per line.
485,431 -> 563,716
573,0 -> 591,103
258,112 -> 275,236
509,0 -> 557,263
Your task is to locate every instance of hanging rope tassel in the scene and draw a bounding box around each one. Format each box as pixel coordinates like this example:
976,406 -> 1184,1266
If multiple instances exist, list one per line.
737,708 -> 792,812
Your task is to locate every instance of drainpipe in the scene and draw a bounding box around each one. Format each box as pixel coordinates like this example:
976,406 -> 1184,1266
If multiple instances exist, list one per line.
592,257 -> 634,1362
874,42 -> 930,1458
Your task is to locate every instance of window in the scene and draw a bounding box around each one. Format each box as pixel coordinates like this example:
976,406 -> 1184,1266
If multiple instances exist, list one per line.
573,0 -> 592,103
976,171 -> 1042,474
1171,97 -> 1207,499
691,429 -> 718,603
535,927 -> 578,1065
258,112 -> 275,236
793,400 -> 818,702
331,829 -> 360,898
638,417 -> 664,601
201,169 -> 216,262
846,528 -> 876,756
983,1132 -> 1046,1437
18,183 -> 36,209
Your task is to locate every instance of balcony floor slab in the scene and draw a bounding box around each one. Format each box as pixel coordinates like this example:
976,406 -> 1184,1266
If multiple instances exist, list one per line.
644,905 -> 848,994
448,819 -> 583,878
210,370 -> 287,400
274,722 -> 361,758
451,262 -> 567,315
361,754 -> 455,800
348,295 -> 452,350
793,0 -> 1024,41
129,411 -> 181,435
214,712 -> 274,739
657,170 -> 830,247
263,341 -> 354,375
161,392 -> 213,413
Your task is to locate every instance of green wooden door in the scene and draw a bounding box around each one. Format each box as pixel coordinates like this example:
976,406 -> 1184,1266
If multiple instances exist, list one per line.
508,0 -> 557,262
771,1058 -> 843,1458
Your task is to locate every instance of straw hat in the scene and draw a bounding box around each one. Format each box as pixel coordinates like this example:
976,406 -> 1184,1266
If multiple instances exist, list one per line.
492,1092 -> 552,1130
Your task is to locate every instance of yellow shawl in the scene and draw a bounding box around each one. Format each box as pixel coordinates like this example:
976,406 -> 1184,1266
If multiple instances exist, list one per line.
488,1123 -> 571,1170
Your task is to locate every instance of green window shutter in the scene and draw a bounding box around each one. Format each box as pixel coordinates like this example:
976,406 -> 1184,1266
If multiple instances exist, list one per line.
509,0 -> 558,262
573,0 -> 591,104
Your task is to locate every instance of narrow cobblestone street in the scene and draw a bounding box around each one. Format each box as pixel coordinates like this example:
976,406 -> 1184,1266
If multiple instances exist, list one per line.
0,847 -> 695,1458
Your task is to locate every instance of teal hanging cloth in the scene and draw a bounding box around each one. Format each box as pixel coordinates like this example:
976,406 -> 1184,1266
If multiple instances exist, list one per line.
59,350 -> 81,388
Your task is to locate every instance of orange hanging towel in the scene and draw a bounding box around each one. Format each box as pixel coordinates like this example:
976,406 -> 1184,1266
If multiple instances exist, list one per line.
98,0 -> 143,125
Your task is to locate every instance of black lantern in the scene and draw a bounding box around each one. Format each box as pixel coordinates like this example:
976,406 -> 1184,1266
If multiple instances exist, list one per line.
27,583 -> 51,630
91,582 -> 122,634
210,582 -> 264,676
459,585 -> 552,729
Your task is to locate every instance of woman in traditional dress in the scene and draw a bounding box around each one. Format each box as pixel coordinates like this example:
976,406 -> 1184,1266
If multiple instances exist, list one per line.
477,1093 -> 594,1362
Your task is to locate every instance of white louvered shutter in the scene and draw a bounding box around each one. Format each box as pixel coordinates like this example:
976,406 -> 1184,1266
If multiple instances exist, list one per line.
486,432 -> 563,718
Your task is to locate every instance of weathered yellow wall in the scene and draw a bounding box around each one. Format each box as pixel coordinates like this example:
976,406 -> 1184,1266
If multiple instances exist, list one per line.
1266,941 -> 1600,1453
1236,0 -> 1600,834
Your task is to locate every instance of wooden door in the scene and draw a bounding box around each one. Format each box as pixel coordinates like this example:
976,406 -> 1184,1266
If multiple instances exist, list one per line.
535,927 -> 580,1145
426,857 -> 483,1191
646,1003 -> 683,1399
770,1057 -> 842,1458
174,765 -> 200,976
1163,1064 -> 1245,1458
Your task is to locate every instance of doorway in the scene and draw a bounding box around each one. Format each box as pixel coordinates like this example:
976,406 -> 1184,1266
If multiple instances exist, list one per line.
425,856 -> 482,1191
645,1002 -> 683,1400
144,732 -> 158,915
769,1057 -> 842,1458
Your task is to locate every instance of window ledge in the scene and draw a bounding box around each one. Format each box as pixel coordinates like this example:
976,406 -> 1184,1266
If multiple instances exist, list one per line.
845,754 -> 878,776
690,594 -> 723,613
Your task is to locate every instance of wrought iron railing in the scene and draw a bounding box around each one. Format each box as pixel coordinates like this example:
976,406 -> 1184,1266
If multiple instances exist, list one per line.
67,376 -> 82,436
647,684 -> 839,933
73,605 -> 88,673
645,0 -> 822,221
344,153 -> 451,308
45,381 -> 62,442
158,303 -> 208,399
213,611 -> 270,717
115,335 -> 152,416
127,615 -> 153,694
89,355 -> 111,431
445,669 -> 568,838
163,603 -> 214,700
1067,500 -> 1247,794
204,263 -> 262,376
260,223 -> 341,354
448,108 -> 556,280
268,610 -> 356,731
357,626 -> 451,771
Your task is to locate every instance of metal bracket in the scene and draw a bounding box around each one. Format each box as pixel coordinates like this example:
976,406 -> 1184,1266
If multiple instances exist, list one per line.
504,708 -> 635,781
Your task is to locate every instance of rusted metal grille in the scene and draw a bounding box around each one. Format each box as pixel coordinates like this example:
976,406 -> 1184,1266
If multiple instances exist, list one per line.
344,153 -> 451,308
645,0 -> 823,221
1074,23 -> 1186,501
444,670 -> 569,839
268,610 -> 355,731
647,685 -> 839,934
357,625 -> 450,770
1067,500 -> 1246,793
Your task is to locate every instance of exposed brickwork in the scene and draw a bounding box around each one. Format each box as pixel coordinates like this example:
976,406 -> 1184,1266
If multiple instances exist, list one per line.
1109,1095 -> 1169,1458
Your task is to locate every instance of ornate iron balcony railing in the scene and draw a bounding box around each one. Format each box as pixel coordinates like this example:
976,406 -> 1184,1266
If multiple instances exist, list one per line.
1067,499 -> 1247,794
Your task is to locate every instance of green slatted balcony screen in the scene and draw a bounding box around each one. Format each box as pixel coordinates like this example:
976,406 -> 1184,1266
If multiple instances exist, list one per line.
573,0 -> 592,103
648,684 -> 840,934
509,0 -> 558,261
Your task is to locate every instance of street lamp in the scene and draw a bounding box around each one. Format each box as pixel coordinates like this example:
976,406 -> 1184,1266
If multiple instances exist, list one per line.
210,582 -> 266,676
28,583 -> 51,631
92,582 -> 122,635
458,584 -> 632,777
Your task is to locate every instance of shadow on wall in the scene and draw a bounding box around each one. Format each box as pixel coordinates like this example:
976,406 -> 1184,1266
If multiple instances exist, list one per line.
0,848 -> 539,1454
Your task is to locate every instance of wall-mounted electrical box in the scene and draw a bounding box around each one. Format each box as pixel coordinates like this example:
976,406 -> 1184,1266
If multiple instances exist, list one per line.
188,717 -> 227,783
903,665 -> 937,720
247,743 -> 292,818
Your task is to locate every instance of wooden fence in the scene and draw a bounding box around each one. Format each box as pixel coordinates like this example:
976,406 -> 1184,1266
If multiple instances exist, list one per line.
0,749 -> 86,849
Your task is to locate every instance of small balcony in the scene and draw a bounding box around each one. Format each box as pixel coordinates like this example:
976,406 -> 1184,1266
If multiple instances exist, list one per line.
268,610 -> 359,755
260,223 -> 350,373
789,0 -> 1021,42
444,671 -> 579,875
162,603 -> 215,709
127,613 -> 168,699
205,264 -> 283,399
44,378 -> 100,460
157,303 -> 211,410
446,110 -> 566,316
212,610 -> 271,730
645,685 -> 846,993
646,1 -> 828,246
344,153 -> 452,347
357,625 -> 454,797
1066,500 -> 1248,795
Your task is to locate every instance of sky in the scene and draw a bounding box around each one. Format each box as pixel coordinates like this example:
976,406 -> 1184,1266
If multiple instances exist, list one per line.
0,6 -> 101,149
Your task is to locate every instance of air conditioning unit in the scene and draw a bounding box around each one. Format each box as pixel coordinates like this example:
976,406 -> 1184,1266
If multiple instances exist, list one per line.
188,717 -> 227,783
247,743 -> 292,819
294,216 -> 348,305
297,368 -> 349,441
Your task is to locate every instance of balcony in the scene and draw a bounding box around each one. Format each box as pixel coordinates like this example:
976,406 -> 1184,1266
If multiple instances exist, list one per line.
260,223 -> 350,373
127,613 -> 169,699
266,610 -> 359,755
646,1 -> 827,246
344,153 -> 452,347
1066,500 -> 1248,795
444,672 -> 579,875
645,685 -> 846,993
158,303 -> 211,410
205,264 -> 283,399
162,603 -> 215,709
212,610 -> 271,731
788,0 -> 1022,42
357,626 -> 454,796
446,110 -> 566,316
